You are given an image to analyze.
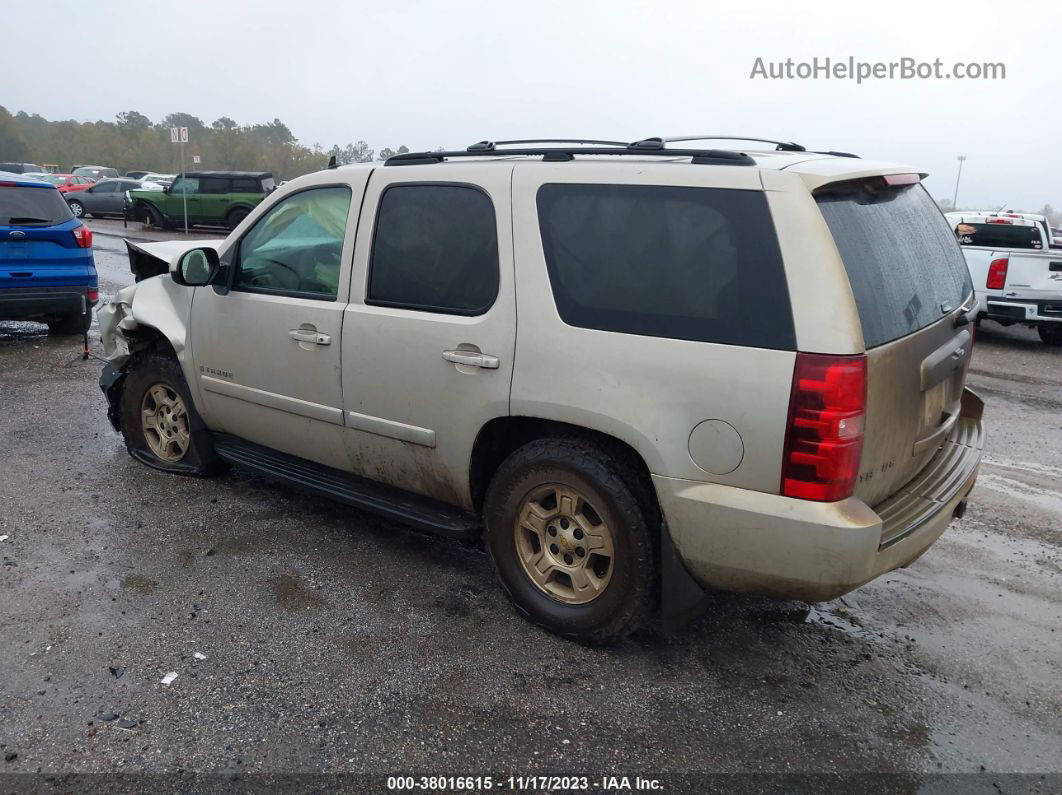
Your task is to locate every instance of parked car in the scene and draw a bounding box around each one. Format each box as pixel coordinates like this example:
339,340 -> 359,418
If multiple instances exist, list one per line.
25,173 -> 95,194
125,171 -> 151,180
947,211 -> 1062,345
139,173 -> 176,189
0,171 -> 97,334
66,178 -> 146,219
126,171 -> 274,230
97,138 -> 984,643
72,165 -> 120,180
0,162 -> 45,174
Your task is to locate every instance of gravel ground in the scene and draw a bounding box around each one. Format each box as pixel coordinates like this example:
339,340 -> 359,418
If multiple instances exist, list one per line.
0,227 -> 1060,792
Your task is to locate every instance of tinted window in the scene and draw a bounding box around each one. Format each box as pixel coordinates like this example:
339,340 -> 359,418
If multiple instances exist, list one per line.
817,182 -> 972,349
955,222 -> 1042,250
231,178 -> 259,193
368,184 -> 499,314
0,186 -> 74,225
199,177 -> 230,194
234,186 -> 352,299
536,183 -> 794,349
93,182 -> 118,193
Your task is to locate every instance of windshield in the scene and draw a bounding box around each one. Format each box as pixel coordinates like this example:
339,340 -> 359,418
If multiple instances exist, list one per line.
0,185 -> 74,225
816,181 -> 972,349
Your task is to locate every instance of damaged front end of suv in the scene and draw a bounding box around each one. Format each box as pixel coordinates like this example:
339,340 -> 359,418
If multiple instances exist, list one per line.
97,239 -> 218,433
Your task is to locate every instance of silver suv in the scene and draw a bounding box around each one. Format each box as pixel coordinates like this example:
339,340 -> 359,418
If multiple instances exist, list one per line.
99,136 -> 985,643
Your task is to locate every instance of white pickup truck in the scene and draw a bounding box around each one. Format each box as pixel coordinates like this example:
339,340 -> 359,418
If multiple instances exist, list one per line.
946,211 -> 1062,345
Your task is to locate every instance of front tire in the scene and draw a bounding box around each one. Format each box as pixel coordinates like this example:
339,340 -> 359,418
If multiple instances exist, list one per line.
118,353 -> 223,476
68,199 -> 86,219
137,204 -> 164,229
483,438 -> 656,644
1038,324 -> 1062,346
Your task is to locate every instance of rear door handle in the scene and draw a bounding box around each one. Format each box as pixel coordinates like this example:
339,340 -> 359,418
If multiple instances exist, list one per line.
288,328 -> 331,345
442,350 -> 499,369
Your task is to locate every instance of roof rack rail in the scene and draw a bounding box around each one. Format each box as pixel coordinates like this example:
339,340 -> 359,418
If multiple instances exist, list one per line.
384,141 -> 757,167
468,139 -> 630,151
655,135 -> 807,152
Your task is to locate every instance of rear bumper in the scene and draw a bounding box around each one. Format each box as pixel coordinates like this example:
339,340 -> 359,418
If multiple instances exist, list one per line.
984,297 -> 1062,324
655,389 -> 986,602
0,286 -> 96,320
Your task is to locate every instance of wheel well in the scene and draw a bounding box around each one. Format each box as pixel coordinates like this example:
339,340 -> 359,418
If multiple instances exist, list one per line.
124,325 -> 178,362
468,417 -> 659,522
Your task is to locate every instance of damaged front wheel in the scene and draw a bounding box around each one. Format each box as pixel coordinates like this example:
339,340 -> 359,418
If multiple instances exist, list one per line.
118,354 -> 223,476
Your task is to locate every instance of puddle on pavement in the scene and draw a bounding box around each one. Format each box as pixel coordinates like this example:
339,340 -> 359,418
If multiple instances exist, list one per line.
120,574 -> 157,594
267,572 -> 327,610
976,472 -> 1062,515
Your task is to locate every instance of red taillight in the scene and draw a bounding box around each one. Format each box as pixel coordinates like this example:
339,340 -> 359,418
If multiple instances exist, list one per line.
986,257 -> 1009,289
87,288 -> 99,303
72,225 -> 92,248
781,353 -> 867,502
986,218 -> 1013,224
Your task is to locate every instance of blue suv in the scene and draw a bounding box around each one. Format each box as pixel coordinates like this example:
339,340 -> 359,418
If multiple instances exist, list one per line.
1,172 -> 98,334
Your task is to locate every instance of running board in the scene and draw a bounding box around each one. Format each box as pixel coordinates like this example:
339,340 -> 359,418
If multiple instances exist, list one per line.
211,434 -> 481,540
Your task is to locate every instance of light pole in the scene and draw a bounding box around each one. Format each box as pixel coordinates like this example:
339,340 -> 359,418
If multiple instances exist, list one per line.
952,155 -> 966,210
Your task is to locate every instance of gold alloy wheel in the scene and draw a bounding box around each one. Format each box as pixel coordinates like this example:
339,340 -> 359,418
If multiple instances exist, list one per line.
514,484 -> 615,604
140,383 -> 191,462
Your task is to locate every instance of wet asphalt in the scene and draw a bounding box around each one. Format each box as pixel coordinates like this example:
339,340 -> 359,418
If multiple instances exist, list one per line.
0,220 -> 1059,790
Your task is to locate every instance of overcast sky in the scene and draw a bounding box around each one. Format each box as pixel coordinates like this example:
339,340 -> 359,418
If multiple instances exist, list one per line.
4,0 -> 1059,209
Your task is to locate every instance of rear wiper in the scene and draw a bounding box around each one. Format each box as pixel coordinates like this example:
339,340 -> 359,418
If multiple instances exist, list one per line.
5,217 -> 52,225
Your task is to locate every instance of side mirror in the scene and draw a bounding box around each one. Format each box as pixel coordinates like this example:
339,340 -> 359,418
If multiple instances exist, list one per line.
172,247 -> 220,287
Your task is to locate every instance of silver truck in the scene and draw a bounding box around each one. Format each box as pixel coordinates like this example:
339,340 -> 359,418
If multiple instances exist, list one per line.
98,137 -> 985,642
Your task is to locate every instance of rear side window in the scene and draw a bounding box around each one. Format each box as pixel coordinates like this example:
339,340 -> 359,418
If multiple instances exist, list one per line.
955,222 -> 1042,250
816,182 -> 972,349
536,184 -> 794,349
231,178 -> 258,193
199,177 -> 230,194
0,186 -> 74,225
368,184 -> 499,314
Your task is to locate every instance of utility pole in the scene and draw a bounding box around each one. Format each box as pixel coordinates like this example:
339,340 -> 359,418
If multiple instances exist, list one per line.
952,155 -> 966,210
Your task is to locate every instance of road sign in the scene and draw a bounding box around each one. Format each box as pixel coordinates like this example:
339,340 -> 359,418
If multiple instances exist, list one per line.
168,128 -> 191,233
192,155 -> 201,164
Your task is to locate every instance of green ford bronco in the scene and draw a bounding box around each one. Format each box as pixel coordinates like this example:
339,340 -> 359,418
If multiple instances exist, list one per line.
126,171 -> 275,231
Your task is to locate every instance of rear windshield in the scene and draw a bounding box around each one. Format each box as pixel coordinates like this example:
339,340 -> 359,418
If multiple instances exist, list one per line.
816,181 -> 972,349
0,185 -> 74,225
954,222 -> 1043,250
536,184 -> 795,350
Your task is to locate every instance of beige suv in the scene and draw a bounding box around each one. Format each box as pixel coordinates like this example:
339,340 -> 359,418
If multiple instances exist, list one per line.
98,137 -> 985,643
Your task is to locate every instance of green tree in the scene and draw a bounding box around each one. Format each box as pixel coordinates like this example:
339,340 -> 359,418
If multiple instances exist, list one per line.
0,105 -> 29,161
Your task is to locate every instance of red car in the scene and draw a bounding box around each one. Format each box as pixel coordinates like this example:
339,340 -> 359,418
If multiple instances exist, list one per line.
29,173 -> 95,194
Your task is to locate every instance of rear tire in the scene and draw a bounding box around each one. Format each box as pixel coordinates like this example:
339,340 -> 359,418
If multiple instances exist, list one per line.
68,199 -> 86,219
483,437 -> 656,644
47,311 -> 91,335
226,207 -> 249,230
118,353 -> 223,476
1038,324 -> 1062,346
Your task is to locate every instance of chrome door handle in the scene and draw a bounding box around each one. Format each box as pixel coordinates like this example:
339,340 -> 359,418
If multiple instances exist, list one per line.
442,350 -> 499,369
288,328 -> 331,345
